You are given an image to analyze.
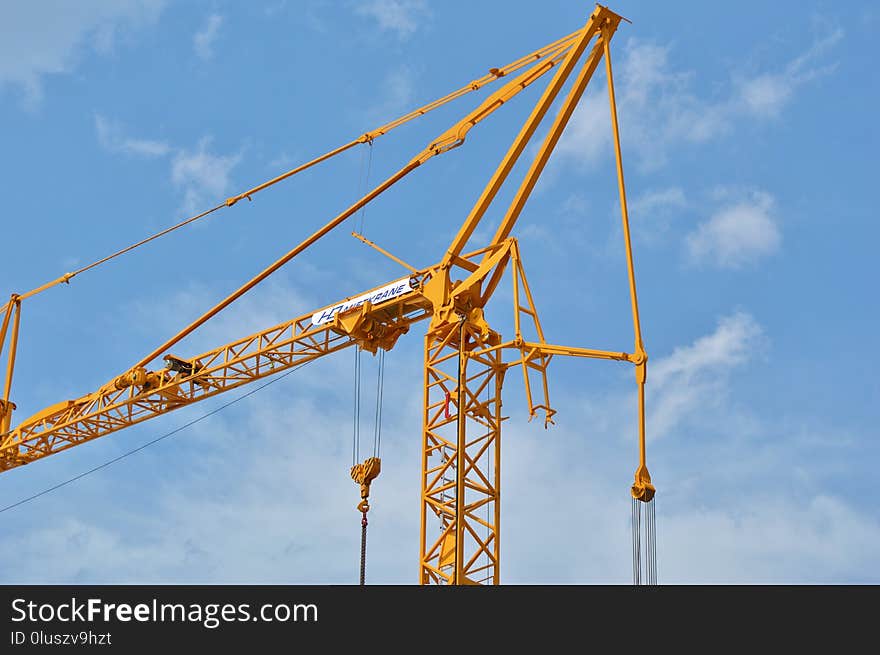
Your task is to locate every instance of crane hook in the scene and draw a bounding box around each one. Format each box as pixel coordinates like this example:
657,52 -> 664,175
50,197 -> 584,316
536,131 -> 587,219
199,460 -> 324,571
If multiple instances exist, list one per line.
351,456 -> 381,586
351,455 -> 381,513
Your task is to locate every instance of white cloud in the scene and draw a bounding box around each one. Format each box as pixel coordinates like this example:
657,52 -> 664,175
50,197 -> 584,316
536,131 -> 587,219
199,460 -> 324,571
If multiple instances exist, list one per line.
355,0 -> 429,39
94,117 -> 241,211
655,492 -> 880,583
383,67 -> 415,110
127,276 -> 318,361
735,28 -> 844,118
556,30 -> 842,170
268,152 -> 298,170
557,39 -> 728,171
364,66 -> 416,126
648,311 -> 764,440
629,187 -> 687,244
95,114 -> 170,157
171,138 -> 242,213
686,191 -> 781,269
501,420 -> 880,583
631,187 -> 687,216
0,1 -> 165,106
193,14 -> 224,61
737,75 -> 792,119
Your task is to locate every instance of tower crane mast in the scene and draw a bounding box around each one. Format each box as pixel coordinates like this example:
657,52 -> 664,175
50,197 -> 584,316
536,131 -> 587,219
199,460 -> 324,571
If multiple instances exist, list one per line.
0,4 -> 655,585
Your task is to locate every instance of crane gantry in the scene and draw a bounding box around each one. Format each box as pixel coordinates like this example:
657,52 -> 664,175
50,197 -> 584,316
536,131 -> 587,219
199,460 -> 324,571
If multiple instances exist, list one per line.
0,4 -> 656,585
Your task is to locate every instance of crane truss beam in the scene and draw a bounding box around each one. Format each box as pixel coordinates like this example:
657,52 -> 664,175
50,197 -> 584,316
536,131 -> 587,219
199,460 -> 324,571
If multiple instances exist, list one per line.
420,322 -> 503,585
0,289 -> 431,471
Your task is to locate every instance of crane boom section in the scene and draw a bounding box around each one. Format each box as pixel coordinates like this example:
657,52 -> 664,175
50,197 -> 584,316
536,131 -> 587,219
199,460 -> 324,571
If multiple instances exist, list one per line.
0,278 -> 431,472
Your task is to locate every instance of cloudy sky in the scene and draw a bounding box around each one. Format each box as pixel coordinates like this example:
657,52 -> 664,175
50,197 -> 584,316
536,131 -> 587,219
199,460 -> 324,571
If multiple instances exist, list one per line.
0,1 -> 877,584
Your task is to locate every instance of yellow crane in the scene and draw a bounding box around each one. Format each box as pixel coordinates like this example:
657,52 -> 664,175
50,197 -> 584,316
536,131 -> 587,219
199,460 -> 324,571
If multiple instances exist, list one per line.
0,4 -> 655,585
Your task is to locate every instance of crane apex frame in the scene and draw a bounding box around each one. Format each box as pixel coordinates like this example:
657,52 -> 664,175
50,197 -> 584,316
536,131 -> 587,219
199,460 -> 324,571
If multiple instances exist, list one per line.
0,4 -> 656,585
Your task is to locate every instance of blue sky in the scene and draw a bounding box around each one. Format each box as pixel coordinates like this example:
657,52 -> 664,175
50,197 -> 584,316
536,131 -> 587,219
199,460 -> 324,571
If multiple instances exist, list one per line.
0,0 -> 877,584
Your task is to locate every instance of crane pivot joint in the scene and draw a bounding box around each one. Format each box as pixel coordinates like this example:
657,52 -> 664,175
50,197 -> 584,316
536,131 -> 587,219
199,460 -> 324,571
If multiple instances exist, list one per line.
630,348 -> 647,366
631,463 -> 655,503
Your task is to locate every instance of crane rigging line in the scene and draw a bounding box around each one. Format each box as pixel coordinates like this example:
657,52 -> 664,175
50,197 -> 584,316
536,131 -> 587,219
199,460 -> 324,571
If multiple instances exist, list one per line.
351,136 -> 375,467
353,346 -> 385,586
352,346 -> 386,465
632,496 -> 657,585
359,348 -> 385,586
4,30 -> 579,308
632,497 -> 641,585
357,141 -> 374,236
0,357 -> 317,516
372,348 -> 385,458
352,347 -> 362,467
645,496 -> 657,585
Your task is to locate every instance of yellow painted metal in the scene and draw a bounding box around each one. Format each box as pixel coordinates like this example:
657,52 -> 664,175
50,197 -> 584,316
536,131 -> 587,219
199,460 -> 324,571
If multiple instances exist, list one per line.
0,301 -> 13,392
420,319 -> 503,585
442,9 -> 606,267
0,4 -> 653,583
485,22 -> 616,257
0,280 -> 432,471
351,232 -> 419,274
0,298 -> 21,435
454,320 -> 467,586
351,456 -> 382,513
633,362 -> 654,502
17,274 -> 74,302
602,25 -> 653,503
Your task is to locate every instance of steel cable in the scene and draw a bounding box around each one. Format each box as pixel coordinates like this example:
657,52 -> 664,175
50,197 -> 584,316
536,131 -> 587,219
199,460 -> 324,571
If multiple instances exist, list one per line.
353,347 -> 361,467
357,142 -> 374,236
372,348 -> 385,458
632,496 -> 641,585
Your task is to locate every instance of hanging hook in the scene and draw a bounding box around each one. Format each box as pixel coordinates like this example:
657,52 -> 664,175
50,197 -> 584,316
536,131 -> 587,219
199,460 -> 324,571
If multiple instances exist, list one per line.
351,455 -> 381,513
